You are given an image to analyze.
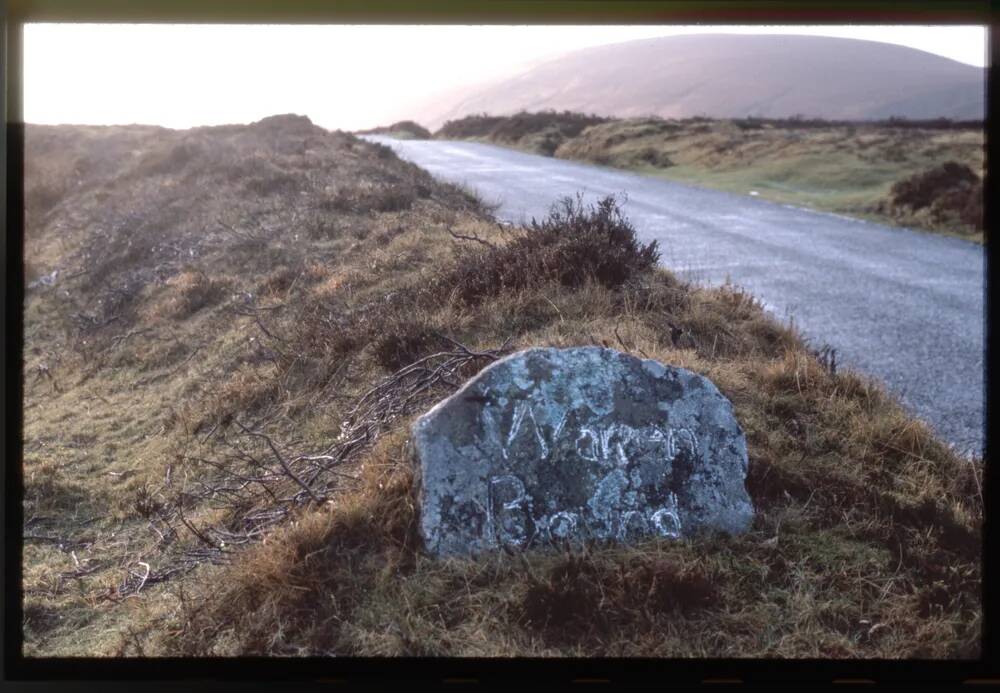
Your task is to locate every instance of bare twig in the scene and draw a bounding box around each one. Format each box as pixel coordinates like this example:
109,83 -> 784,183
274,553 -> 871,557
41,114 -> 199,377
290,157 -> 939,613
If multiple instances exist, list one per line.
149,337 -> 513,588
132,562 -> 151,596
230,305 -> 286,344
614,323 -> 631,353
234,420 -> 324,505
110,328 -> 153,349
176,507 -> 220,550
448,227 -> 497,250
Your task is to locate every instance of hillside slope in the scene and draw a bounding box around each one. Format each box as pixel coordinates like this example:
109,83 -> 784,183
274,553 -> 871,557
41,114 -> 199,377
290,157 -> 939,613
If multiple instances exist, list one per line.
22,116 -> 982,658
419,34 -> 985,128
22,114 -> 492,655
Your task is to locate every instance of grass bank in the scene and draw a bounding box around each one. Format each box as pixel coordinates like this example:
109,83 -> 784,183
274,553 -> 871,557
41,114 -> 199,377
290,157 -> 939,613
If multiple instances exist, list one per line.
432,112 -> 985,242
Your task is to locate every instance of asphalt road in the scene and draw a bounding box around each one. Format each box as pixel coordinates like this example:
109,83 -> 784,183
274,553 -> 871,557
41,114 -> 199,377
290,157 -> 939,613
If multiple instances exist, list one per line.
365,136 -> 986,457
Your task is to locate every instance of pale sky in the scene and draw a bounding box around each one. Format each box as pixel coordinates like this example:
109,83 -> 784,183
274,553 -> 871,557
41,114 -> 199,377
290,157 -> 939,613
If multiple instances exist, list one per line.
23,24 -> 987,131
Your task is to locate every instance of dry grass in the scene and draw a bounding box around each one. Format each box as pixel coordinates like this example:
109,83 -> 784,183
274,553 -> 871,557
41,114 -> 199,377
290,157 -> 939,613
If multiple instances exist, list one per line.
22,116 -> 982,659
162,299 -> 981,657
144,270 -> 229,321
158,199 -> 979,659
20,114 -> 500,656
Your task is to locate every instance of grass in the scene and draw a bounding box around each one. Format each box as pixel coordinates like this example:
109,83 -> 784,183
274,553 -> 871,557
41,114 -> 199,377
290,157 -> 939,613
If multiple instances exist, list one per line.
434,113 -> 985,242
22,116 -> 983,659
162,265 -> 982,657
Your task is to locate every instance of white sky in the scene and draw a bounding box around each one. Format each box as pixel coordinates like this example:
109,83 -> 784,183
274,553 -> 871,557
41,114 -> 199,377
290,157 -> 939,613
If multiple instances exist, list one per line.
23,24 -> 987,131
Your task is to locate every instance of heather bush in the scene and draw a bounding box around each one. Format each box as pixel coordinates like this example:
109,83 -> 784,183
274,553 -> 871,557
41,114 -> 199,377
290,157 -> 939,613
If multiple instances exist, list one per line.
442,194 -> 660,305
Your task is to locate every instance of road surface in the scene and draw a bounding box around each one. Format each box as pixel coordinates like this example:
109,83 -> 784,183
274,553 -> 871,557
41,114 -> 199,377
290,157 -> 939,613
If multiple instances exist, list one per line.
365,136 -> 985,457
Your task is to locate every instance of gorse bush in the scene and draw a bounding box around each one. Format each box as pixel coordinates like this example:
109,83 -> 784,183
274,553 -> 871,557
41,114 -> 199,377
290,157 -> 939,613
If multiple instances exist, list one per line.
437,111 -> 608,145
443,194 -> 660,305
436,111 -> 610,157
890,161 -> 979,211
527,194 -> 661,283
356,121 -> 432,139
390,121 -> 432,138
887,161 -> 983,231
435,114 -> 509,139
934,183 -> 983,230
488,110 -> 609,143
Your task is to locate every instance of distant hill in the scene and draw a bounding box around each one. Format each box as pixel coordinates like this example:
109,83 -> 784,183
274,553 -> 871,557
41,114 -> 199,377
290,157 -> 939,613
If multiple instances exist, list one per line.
416,34 -> 984,127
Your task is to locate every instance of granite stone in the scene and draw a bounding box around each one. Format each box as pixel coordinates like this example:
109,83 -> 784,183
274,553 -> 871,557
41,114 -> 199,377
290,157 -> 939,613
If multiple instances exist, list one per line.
412,346 -> 754,557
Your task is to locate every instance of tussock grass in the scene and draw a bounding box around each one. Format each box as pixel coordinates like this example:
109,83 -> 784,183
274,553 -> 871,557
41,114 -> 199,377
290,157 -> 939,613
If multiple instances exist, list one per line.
145,270 -> 229,321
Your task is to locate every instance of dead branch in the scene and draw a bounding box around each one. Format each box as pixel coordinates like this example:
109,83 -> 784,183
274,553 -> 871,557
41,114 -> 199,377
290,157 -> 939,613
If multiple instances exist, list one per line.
176,507 -> 221,550
233,420 -> 324,505
59,559 -> 105,580
814,344 -> 838,376
448,227 -> 497,250
110,327 -> 153,349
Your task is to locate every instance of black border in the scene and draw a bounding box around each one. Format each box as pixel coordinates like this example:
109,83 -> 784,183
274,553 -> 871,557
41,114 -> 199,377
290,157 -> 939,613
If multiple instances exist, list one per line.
3,0 -> 996,686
